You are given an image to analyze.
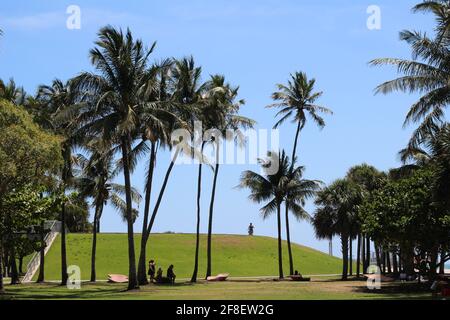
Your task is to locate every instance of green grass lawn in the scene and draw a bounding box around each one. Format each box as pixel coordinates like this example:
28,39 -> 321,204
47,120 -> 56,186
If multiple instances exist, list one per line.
32,233 -> 347,281
2,278 -> 433,300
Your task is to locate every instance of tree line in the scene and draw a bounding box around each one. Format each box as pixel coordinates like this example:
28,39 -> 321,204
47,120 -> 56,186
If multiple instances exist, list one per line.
1,0 -> 450,293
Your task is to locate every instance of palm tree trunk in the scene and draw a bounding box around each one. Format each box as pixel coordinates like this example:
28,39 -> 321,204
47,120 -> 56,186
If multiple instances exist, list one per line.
439,251 -> 446,274
18,256 -> 23,274
285,204 -> 294,276
0,241 -> 3,294
386,250 -> 392,274
375,243 -> 381,269
276,201 -> 284,279
37,220 -> 45,283
429,244 -> 439,281
137,142 -> 156,285
291,121 -> 302,164
356,234 -> 361,277
341,234 -> 349,280
121,136 -> 138,290
9,245 -> 19,285
206,145 -> 220,279
361,235 -> 366,273
139,147 -> 181,277
60,200 -> 68,286
366,236 -> 371,268
392,251 -> 398,275
349,237 -> 353,276
191,142 -> 205,283
90,204 -> 102,282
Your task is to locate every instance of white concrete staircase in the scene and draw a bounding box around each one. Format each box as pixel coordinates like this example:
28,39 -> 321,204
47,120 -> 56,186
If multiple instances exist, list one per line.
22,221 -> 61,283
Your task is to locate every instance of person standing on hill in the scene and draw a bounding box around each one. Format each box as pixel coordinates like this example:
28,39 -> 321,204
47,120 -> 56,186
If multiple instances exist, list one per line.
248,223 -> 255,236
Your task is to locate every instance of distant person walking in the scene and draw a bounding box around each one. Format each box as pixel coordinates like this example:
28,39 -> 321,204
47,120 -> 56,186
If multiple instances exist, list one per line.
148,260 -> 156,283
248,223 -> 255,236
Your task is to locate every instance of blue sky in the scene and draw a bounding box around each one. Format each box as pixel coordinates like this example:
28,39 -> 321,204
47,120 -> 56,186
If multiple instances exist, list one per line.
0,1 -> 433,256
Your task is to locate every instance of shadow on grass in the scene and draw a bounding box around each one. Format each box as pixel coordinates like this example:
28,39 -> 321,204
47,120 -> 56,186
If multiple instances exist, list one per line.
351,282 -> 434,300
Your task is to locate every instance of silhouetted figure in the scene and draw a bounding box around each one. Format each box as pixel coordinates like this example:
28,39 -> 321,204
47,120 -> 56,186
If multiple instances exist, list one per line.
248,223 -> 254,236
156,267 -> 163,283
148,260 -> 156,283
167,264 -> 176,284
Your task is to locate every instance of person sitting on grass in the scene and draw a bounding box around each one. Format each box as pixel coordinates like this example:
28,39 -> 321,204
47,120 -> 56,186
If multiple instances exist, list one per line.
167,264 -> 176,284
148,260 -> 156,283
156,267 -> 163,283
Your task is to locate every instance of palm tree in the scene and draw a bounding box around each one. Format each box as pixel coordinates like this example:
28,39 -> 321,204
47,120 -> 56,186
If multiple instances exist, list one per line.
313,179 -> 361,280
137,56 -> 202,284
267,72 -> 331,275
239,151 -> 295,279
284,163 -> 322,275
0,78 -> 26,105
370,1 -> 450,146
413,1 -> 450,44
37,78 -> 82,286
346,164 -> 384,275
74,141 -> 141,282
204,75 -> 254,279
135,59 -> 181,285
70,26 -> 155,290
267,72 -> 332,162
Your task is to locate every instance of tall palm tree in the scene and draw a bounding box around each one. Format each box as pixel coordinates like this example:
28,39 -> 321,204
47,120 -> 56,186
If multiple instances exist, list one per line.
239,151 -> 294,279
37,78 -> 82,286
71,26 -> 155,289
284,163 -> 322,275
313,179 -> 360,280
137,56 -> 202,284
267,72 -> 332,163
205,75 -> 254,279
135,59 -> 181,285
267,72 -> 331,275
370,1 -> 450,146
74,142 -> 141,282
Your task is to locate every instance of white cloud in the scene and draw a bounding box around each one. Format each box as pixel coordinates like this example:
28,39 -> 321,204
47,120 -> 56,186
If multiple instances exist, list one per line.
0,8 -> 144,31
1,12 -> 64,30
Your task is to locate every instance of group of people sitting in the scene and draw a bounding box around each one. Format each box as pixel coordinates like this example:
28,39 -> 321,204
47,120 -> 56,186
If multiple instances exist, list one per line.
147,260 -> 176,284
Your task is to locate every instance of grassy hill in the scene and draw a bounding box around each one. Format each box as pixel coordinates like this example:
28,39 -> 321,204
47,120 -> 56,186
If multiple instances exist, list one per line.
34,233 -> 345,280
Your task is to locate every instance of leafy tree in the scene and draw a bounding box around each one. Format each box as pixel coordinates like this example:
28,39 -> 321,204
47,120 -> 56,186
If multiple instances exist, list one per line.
0,99 -> 62,199
0,96 -> 62,242
0,186 -> 54,284
359,167 -> 450,278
